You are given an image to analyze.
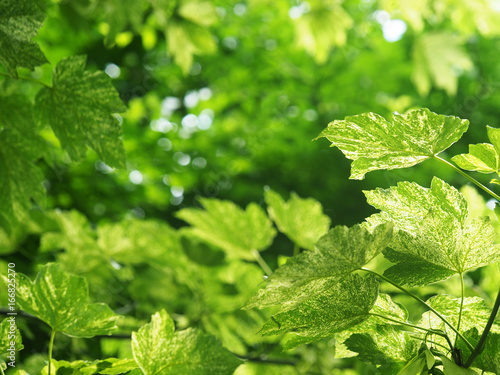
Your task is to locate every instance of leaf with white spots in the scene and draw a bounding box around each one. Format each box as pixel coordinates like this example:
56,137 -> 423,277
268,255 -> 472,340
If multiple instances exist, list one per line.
452,126 -> 500,175
365,178 -> 500,286
12,263 -> 119,337
317,108 -> 468,179
132,310 -> 241,375
0,0 -> 48,77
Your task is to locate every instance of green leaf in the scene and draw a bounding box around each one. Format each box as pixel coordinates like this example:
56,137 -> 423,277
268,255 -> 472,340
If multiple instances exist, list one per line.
96,0 -> 146,47
259,273 -> 379,349
439,355 -> 478,374
0,94 -> 47,231
0,318 -> 24,354
35,55 -> 127,168
317,108 -> 468,179
0,0 -> 48,77
40,358 -> 138,375
246,223 -> 392,309
132,309 -> 241,375
345,326 -> 418,374
412,32 -> 473,96
452,126 -> 500,175
166,16 -> 217,74
176,198 -> 276,260
451,144 -> 499,174
420,295 -> 496,346
264,190 -> 331,251
13,263 -> 119,337
293,4 -> 353,64
366,178 -> 500,286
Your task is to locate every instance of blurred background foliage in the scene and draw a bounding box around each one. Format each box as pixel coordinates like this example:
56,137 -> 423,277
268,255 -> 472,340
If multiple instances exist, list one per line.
3,0 -> 500,373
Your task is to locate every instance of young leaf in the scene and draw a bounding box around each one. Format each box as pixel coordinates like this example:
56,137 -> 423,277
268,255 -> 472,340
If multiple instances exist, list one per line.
176,198 -> 276,260
452,126 -> 500,175
260,273 -> 379,349
246,223 -> 392,309
264,190 -> 331,251
131,309 -> 241,375
12,263 -> 119,337
0,0 -> 48,77
35,55 -> 127,168
317,108 -> 468,179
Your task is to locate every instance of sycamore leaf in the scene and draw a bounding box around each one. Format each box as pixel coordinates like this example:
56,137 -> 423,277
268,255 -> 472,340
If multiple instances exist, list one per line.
0,0 -> 48,77
0,318 -> 23,354
132,310 -> 241,375
264,190 -> 331,251
412,32 -> 473,96
245,223 -> 392,310
178,0 -> 218,27
259,274 -> 379,349
344,326 -> 418,374
385,209 -> 499,286
176,198 -> 276,260
420,295 -> 496,345
317,108 -> 468,179
366,178 -> 499,284
35,55 -> 127,168
452,126 -> 500,175
366,177 -> 500,286
12,263 -> 119,337
0,94 -> 47,231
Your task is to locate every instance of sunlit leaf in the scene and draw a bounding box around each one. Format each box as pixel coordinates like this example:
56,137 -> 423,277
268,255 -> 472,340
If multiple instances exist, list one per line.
0,0 -> 48,77
13,263 -> 119,337
412,32 -> 473,96
176,198 -> 276,260
246,223 -> 392,309
366,178 -> 500,286
459,329 -> 500,374
35,55 -> 127,168
317,109 -> 468,179
452,126 -> 500,175
40,358 -> 138,375
259,273 -> 379,349
132,310 -> 241,375
264,190 -> 330,251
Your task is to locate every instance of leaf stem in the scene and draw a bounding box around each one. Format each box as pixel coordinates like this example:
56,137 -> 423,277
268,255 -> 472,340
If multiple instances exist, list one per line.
48,329 -> 56,374
464,285 -> 500,368
369,312 -> 448,337
0,71 -> 52,88
433,155 -> 500,201
361,267 -> 474,352
455,273 -> 465,348
251,249 -> 273,276
0,364 -> 5,375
